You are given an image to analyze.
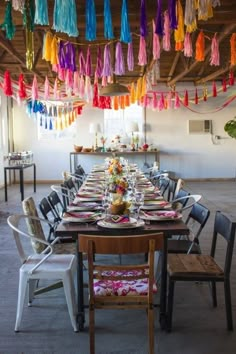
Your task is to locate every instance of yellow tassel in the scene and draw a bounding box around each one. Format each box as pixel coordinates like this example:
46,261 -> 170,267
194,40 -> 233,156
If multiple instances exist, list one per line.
130,82 -> 135,104
174,0 -> 184,49
141,76 -> 146,97
50,36 -> 58,65
43,32 -> 53,61
136,78 -> 142,101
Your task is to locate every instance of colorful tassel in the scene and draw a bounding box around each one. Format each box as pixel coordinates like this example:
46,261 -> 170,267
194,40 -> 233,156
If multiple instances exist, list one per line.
44,76 -> 50,100
152,92 -> 158,109
198,0 -> 213,21
195,31 -> 205,62
127,40 -> 134,71
0,1 -> 15,40
222,77 -> 227,92
155,0 -> 164,36
184,0 -> 196,28
50,36 -> 58,65
229,70 -> 235,86
163,11 -> 171,51
152,20 -> 160,60
174,92 -> 180,109
102,44 -> 113,77
79,76 -> 85,97
120,0 -> 131,43
104,0 -> 114,39
53,0 -> 78,37
175,0 -> 184,50
3,70 -> 13,96
31,75 -> 38,101
183,90 -> 188,106
78,49 -> 86,76
86,0 -> 96,41
12,1 -> 25,12
93,83 -> 99,107
130,82 -> 135,104
184,32 -> 192,57
203,87 -> 208,101
212,81 -> 217,97
210,33 -> 220,66
43,32 -> 53,61
115,42 -> 125,75
18,73 -> 27,99
168,0 -> 177,29
73,71 -> 79,95
230,33 -> 236,66
85,46 -> 92,77
195,88 -> 198,104
95,46 -> 103,78
140,0 -> 148,37
34,0 -> 49,25
138,36 -> 147,66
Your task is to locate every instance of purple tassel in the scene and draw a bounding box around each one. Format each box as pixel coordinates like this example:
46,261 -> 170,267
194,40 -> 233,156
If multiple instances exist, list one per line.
102,44 -> 113,77
155,0 -> 164,36
85,46 -> 92,76
127,41 -> 134,71
65,43 -> 76,72
59,41 -> 65,68
114,42 -> 125,75
140,0 -> 148,37
78,49 -> 86,76
95,46 -> 103,78
168,0 -> 177,29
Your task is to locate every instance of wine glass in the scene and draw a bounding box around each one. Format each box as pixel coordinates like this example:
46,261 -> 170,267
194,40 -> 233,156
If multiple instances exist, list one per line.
135,192 -> 144,219
102,191 -> 110,218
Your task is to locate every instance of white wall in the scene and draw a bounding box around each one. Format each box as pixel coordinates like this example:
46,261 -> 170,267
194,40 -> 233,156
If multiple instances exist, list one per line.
0,94 -> 10,187
10,84 -> 236,181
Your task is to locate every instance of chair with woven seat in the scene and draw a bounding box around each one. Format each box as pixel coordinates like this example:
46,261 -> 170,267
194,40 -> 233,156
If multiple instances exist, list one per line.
79,232 -> 164,354
166,210 -> 236,332
7,214 -> 78,332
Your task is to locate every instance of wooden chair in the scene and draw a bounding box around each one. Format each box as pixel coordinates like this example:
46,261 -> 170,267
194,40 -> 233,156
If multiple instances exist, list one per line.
167,211 -> 236,332
79,233 -> 164,354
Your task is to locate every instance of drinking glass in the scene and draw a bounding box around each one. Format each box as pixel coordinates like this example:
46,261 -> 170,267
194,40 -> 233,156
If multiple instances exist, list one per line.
102,191 -> 110,218
135,192 -> 144,219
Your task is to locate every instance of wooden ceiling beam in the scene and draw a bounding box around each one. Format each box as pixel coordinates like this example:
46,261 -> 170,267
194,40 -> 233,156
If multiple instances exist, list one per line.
195,65 -> 233,84
168,23 -> 236,87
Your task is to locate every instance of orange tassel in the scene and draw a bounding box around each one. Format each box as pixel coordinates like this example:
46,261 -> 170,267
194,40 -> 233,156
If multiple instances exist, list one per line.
230,33 -> 236,66
125,95 -> 130,107
130,83 -> 135,103
195,31 -> 205,61
113,96 -> 119,110
51,36 -> 58,65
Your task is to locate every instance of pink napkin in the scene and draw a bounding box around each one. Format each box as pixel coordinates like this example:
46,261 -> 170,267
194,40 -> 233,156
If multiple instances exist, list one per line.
145,211 -> 178,218
106,215 -> 130,223
64,212 -> 93,218
69,202 -> 98,207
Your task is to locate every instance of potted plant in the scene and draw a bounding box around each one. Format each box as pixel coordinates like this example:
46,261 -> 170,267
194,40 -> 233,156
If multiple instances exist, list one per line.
224,117 -> 236,138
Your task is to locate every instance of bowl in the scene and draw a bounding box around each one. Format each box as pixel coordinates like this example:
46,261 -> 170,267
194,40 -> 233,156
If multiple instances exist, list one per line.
110,202 -> 126,215
74,145 -> 83,152
82,148 -> 92,153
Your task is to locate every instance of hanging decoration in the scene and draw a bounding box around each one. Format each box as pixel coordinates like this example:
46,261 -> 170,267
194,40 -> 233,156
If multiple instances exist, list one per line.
114,42 -> 125,75
53,0 -> 78,37
183,32 -> 192,57
203,86 -> 208,101
44,76 -> 50,100
43,31 -> 53,62
120,0 -> 131,43
127,40 -> 134,71
140,0 -> 148,37
86,0 -> 96,41
102,44 -> 113,78
12,1 -> 25,12
174,0 -> 184,51
222,77 -> 227,92
230,33 -> 236,66
31,75 -> 39,101
85,46 -> 92,77
210,33 -> 219,66
184,0 -> 197,33
3,70 -> 13,96
198,0 -> 213,21
212,81 -> 217,97
194,88 -> 198,104
23,0 -> 35,70
152,20 -> 160,60
34,0 -> 49,25
229,70 -> 235,86
163,11 -> 171,51
195,30 -> 205,62
79,49 -> 86,76
104,0 -> 114,39
0,1 -> 15,40
155,0 -> 164,36
183,90 -> 188,106
18,73 -> 27,99
95,46 -> 103,78
138,36 -> 147,66
168,0 -> 177,30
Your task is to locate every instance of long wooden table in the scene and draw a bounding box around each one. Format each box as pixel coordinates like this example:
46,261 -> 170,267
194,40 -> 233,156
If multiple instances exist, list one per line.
55,218 -> 189,331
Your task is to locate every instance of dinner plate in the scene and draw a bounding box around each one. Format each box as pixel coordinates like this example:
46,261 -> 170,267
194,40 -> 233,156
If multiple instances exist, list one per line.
74,196 -> 103,203
68,202 -> 101,211
97,218 -> 145,229
62,211 -> 102,223
142,201 -> 172,210
139,210 -> 182,221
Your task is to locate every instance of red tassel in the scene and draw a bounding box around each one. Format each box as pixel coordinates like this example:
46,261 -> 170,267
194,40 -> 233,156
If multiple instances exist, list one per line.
222,77 -> 227,92
195,88 -> 198,104
18,74 -> 27,99
203,87 -> 207,101
212,81 -> 217,97
92,83 -> 99,107
229,70 -> 235,85
184,90 -> 189,106
3,70 -> 13,96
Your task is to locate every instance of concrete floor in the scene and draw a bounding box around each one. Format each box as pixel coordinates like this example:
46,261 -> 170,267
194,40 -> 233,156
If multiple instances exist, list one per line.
0,181 -> 236,354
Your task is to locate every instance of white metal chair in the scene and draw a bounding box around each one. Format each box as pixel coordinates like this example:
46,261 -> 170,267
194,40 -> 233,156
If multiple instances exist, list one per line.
51,184 -> 76,208
171,194 -> 202,212
7,214 -> 78,332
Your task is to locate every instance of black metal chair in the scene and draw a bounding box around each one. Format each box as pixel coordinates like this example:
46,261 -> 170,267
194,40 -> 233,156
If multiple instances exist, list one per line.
167,211 -> 236,332
167,179 -> 177,201
48,190 -> 66,219
39,197 -> 60,241
168,202 -> 210,254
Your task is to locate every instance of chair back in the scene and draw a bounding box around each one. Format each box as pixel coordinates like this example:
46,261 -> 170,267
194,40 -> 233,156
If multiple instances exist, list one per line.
167,179 -> 177,201
211,211 -> 236,277
172,193 -> 201,212
186,202 -> 210,239
39,197 -> 60,241
158,177 -> 170,196
174,178 -> 185,199
51,184 -> 75,208
48,191 -> 66,217
22,197 -> 47,253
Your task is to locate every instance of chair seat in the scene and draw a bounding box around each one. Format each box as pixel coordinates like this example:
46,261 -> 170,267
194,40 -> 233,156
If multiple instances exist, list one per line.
94,270 -> 157,296
168,254 -> 224,277
21,254 -> 76,276
167,239 -> 200,254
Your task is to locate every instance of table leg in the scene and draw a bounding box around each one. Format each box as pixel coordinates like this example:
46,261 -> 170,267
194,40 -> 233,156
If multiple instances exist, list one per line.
77,250 -> 85,330
4,168 -> 8,202
159,235 -> 168,329
20,168 -> 24,201
33,164 -> 36,192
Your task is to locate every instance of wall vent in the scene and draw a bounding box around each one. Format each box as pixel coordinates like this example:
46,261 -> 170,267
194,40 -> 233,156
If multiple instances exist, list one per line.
188,120 -> 212,134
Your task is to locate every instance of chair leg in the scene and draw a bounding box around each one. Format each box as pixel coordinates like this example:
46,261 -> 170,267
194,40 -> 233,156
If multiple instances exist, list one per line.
167,278 -> 175,332
148,306 -> 154,354
211,281 -> 217,307
28,279 -> 38,306
224,279 -> 233,331
89,303 -> 95,354
15,272 -> 28,332
63,272 -> 78,332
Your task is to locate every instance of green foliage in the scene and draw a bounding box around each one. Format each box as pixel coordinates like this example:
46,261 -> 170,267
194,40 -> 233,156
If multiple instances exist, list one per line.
224,118 -> 236,139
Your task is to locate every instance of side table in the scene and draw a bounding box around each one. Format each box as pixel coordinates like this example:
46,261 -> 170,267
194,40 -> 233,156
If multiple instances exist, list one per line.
4,163 -> 36,202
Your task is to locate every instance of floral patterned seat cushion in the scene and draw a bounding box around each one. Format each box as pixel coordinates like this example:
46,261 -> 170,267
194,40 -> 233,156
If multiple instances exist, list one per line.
93,270 -> 157,296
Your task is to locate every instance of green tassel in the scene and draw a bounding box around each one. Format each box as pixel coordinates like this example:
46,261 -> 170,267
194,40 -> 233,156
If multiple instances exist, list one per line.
0,2 -> 16,40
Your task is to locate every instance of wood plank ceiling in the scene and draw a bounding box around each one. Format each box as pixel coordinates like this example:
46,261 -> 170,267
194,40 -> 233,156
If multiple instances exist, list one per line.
0,0 -> 235,89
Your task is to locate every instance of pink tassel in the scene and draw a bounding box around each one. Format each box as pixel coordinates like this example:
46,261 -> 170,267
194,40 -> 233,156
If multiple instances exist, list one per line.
167,92 -> 172,108
153,92 -> 158,109
79,76 -> 85,97
85,76 -> 93,103
174,92 -> 180,109
158,93 -> 165,111
79,49 -> 86,76
58,67 -> 65,81
152,20 -> 160,60
65,70 -> 73,93
184,32 -> 193,57
53,78 -> 59,99
102,76 -> 107,87
73,71 -> 79,95
138,36 -> 147,66
163,11 -> 171,51
44,76 -> 50,100
31,75 -> 38,101
210,33 -> 220,66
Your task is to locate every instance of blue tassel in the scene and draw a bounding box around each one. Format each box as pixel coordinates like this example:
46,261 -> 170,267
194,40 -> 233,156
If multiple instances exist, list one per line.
86,0 -> 96,41
53,0 -> 78,37
45,117 -> 48,129
34,0 -> 49,25
40,115 -> 43,126
120,0 -> 131,43
49,119 -> 53,130
104,0 -> 114,39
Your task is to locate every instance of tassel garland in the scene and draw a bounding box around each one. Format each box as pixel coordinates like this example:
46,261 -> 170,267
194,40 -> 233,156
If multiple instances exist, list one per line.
140,0 -> 148,37
120,0 -> 131,43
3,70 -> 13,96
210,33 -> 220,66
34,0 -> 49,25
86,0 -> 96,41
104,0 -> 114,39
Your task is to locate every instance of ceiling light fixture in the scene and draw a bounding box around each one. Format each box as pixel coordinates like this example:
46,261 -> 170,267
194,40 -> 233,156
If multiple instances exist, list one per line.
99,75 -> 129,97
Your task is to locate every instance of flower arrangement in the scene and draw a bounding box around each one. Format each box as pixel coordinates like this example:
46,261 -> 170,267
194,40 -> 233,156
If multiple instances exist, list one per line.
107,157 -> 128,195
108,157 -> 123,176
